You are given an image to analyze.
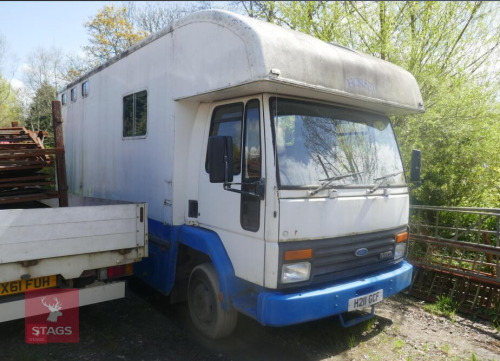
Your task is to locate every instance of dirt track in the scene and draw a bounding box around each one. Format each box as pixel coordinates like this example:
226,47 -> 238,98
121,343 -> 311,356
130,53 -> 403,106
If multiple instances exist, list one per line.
2,279 -> 499,361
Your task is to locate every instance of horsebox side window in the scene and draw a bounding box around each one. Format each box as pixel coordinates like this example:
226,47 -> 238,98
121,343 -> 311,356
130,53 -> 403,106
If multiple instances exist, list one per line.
71,87 -> 77,102
82,81 -> 89,97
61,93 -> 67,105
123,90 -> 147,138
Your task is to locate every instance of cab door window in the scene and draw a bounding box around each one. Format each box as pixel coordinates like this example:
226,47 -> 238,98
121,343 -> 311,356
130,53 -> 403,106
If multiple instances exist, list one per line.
241,99 -> 261,232
205,103 -> 243,175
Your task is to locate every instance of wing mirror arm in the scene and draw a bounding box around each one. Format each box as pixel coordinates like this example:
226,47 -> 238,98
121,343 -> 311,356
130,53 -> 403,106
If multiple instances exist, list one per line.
224,179 -> 265,200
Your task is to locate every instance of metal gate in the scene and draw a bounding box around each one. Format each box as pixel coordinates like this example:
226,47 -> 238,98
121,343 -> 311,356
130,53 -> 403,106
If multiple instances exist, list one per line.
407,205 -> 500,321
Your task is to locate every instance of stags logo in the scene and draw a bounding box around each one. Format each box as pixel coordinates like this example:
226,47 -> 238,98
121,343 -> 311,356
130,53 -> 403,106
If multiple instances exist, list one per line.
41,297 -> 63,322
25,288 -> 79,343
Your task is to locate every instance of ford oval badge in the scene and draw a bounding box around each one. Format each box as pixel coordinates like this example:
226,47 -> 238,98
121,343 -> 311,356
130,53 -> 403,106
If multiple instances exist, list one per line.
355,248 -> 369,257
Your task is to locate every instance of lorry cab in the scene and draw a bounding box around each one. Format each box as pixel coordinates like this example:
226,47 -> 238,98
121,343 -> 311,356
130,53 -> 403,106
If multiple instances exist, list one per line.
183,92 -> 415,335
196,93 -> 410,288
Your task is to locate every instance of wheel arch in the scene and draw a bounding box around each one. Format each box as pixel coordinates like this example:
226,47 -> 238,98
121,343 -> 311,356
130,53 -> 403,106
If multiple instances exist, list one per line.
178,225 -> 239,309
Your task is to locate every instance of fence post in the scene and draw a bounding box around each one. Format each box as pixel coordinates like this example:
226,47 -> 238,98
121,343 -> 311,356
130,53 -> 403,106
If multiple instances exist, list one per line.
52,101 -> 68,207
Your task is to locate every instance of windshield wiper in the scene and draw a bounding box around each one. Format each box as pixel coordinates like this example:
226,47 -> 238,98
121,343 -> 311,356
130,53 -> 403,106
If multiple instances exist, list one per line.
367,171 -> 404,194
310,172 -> 363,196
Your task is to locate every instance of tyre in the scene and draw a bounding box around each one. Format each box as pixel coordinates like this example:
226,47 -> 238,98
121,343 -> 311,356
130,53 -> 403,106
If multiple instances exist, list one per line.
187,263 -> 237,339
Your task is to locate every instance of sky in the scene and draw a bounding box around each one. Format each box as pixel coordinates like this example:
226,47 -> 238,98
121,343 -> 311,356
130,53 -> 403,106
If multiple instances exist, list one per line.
0,1 -> 112,83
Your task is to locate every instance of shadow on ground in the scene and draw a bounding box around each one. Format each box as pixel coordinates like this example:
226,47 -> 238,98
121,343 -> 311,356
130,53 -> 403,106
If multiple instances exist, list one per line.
0,277 -> 393,361
133,277 -> 393,361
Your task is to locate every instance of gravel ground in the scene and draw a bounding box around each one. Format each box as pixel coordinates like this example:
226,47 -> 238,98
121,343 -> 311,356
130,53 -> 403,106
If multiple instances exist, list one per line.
338,295 -> 500,361
1,279 -> 499,361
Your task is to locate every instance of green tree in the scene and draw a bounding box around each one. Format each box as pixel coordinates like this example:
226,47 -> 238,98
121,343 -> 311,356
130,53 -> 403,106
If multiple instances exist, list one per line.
60,53 -> 92,83
24,47 -> 66,92
83,4 -> 148,64
239,1 -> 500,207
24,81 -> 56,133
64,2 -> 213,82
0,76 -> 23,127
0,35 -> 23,127
20,47 -> 67,136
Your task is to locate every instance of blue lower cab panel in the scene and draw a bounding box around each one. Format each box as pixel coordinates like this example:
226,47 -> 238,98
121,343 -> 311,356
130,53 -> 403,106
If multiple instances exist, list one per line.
236,261 -> 412,327
134,236 -> 171,294
133,220 -> 178,295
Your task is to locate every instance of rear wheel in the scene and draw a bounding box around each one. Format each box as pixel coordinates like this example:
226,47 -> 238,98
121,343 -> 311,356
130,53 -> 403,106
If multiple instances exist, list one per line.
187,263 -> 237,339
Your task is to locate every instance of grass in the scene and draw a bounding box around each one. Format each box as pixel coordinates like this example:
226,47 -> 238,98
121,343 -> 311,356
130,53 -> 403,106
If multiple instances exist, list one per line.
361,317 -> 379,337
423,295 -> 460,321
393,339 -> 404,349
491,317 -> 500,332
441,343 -> 451,355
393,338 -> 405,350
365,317 -> 377,332
347,334 -> 356,349
391,323 -> 401,334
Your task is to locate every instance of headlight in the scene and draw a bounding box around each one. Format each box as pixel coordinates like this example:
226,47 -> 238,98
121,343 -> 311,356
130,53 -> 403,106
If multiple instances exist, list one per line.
281,262 -> 311,284
394,243 -> 407,259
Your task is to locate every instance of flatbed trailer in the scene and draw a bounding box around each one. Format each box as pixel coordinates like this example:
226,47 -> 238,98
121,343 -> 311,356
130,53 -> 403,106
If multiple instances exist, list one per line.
0,186 -> 147,322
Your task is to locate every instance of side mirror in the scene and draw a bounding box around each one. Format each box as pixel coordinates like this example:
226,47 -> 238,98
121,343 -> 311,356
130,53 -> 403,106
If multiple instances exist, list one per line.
207,136 -> 234,183
410,149 -> 421,184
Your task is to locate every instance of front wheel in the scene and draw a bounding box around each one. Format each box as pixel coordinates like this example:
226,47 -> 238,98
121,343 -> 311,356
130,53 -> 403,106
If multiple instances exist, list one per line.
187,263 -> 237,339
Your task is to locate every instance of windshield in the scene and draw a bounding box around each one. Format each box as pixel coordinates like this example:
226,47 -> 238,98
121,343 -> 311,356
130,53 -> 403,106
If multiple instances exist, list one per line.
270,97 -> 405,188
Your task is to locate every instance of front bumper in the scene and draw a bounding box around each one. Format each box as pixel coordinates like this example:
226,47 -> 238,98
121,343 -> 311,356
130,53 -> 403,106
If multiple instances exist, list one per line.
254,261 -> 412,326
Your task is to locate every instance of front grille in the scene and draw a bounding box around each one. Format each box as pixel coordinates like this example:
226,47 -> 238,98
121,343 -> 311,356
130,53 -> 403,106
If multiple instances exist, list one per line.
313,235 -> 395,282
278,227 -> 406,288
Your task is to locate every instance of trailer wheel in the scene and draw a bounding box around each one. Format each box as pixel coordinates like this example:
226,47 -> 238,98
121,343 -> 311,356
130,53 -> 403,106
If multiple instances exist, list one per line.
187,263 -> 237,339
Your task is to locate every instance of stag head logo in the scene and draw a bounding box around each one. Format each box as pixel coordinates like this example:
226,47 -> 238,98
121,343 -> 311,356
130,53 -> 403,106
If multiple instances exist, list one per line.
41,297 -> 63,322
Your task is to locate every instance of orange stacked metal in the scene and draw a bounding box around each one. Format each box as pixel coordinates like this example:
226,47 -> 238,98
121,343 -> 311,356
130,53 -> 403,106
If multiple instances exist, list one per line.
0,124 -> 60,206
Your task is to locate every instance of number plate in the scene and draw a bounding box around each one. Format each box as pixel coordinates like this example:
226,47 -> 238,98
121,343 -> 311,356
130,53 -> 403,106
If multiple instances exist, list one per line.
0,276 -> 57,297
348,289 -> 383,311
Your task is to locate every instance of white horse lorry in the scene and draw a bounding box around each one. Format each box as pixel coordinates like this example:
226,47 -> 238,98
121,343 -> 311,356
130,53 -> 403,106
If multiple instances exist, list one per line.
57,9 -> 423,338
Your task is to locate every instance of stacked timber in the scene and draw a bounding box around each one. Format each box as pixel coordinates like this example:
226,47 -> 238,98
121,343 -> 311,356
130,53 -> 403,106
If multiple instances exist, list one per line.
0,125 -> 60,206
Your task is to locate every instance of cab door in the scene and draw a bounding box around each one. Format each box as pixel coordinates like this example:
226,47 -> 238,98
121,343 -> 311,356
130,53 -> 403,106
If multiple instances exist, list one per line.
197,97 -> 266,286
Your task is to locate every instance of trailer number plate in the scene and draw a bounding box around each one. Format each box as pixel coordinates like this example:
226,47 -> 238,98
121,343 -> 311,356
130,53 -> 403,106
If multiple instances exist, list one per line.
0,276 -> 57,296
348,289 -> 383,311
